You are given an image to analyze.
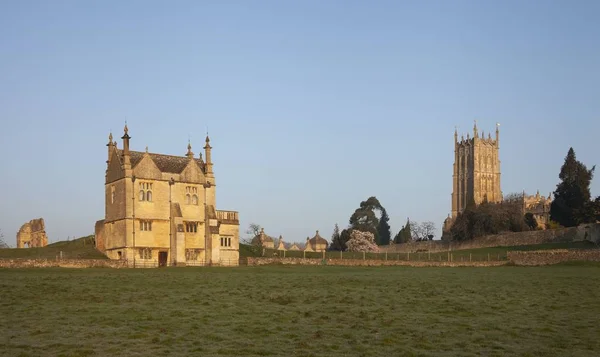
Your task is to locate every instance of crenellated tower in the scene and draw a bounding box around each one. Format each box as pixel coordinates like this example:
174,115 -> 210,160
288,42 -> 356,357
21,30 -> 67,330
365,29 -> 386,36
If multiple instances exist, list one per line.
450,121 -> 502,220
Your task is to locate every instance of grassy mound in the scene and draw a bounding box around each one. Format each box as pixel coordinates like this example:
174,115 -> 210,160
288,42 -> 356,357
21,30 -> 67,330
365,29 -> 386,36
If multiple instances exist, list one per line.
0,235 -> 107,260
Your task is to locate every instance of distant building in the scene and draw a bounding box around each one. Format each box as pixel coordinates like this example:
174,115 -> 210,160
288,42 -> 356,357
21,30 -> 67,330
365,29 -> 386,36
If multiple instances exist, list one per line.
444,121 -> 502,232
304,231 -> 328,252
508,190 -> 553,228
16,218 -> 48,248
251,228 -> 275,249
94,125 -> 240,267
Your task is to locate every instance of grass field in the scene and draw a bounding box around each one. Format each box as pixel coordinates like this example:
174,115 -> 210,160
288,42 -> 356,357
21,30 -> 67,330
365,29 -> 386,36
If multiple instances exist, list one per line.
2,265 -> 600,357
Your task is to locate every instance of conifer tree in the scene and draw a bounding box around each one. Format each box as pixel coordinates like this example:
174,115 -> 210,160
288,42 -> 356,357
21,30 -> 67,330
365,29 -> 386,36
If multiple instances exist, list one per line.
550,147 -> 596,227
376,208 -> 391,245
402,219 -> 413,242
329,223 -> 344,251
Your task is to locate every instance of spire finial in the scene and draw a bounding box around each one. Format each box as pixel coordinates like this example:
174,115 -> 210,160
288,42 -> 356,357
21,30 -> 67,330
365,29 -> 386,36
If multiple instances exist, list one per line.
108,131 -> 113,143
473,119 -> 478,138
124,121 -> 128,134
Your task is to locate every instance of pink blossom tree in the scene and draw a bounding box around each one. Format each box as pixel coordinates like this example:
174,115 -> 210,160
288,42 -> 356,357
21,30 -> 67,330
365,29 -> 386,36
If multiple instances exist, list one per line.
347,230 -> 379,252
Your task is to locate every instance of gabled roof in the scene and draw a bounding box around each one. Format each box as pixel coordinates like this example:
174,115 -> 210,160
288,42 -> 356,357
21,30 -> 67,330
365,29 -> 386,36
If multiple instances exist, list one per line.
120,149 -> 205,174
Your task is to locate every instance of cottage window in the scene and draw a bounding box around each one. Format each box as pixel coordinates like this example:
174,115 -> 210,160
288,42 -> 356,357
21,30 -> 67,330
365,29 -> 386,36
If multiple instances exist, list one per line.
139,247 -> 152,259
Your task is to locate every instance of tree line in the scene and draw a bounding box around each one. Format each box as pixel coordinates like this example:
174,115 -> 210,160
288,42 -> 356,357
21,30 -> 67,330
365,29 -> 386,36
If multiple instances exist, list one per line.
329,196 -> 436,251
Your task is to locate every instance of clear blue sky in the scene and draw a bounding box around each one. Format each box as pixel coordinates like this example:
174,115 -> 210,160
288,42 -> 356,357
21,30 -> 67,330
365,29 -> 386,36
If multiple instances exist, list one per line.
1,0 -> 599,245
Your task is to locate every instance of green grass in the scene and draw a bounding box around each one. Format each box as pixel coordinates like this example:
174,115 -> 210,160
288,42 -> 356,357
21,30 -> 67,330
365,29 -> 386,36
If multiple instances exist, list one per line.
1,266 -> 599,356
0,236 -> 107,260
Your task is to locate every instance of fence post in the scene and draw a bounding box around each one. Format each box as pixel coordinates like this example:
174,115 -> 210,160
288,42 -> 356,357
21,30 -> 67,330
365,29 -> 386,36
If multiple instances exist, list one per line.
428,251 -> 430,261
497,254 -> 499,261
488,253 -> 490,261
407,252 -> 410,261
340,250 -> 342,259
385,252 -> 387,260
363,251 -> 365,260
323,250 -> 325,260
447,251 -> 450,262
303,250 -> 306,258
469,253 -> 472,262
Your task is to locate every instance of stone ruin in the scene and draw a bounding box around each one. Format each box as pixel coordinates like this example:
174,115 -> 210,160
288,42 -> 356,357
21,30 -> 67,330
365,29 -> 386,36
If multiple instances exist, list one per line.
17,218 -> 48,248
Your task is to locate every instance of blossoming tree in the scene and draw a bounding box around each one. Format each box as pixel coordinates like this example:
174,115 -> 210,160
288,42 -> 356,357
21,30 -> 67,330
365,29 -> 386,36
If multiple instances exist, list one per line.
346,230 -> 379,252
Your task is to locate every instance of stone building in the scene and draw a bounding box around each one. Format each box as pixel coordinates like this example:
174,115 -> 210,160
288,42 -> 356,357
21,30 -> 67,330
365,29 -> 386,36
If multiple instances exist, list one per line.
94,125 -> 240,267
508,190 -> 553,228
304,231 -> 328,252
276,236 -> 286,251
17,218 -> 48,248
251,228 -> 275,249
444,121 -> 502,232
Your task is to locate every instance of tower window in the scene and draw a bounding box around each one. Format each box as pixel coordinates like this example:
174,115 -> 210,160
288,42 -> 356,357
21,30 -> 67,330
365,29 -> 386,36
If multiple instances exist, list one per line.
220,236 -> 232,247
185,186 -> 199,205
139,182 -> 153,202
140,220 -> 152,231
185,222 -> 198,233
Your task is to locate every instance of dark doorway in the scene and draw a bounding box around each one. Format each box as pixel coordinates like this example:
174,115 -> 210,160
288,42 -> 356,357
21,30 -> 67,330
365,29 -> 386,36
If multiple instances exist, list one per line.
158,252 -> 168,267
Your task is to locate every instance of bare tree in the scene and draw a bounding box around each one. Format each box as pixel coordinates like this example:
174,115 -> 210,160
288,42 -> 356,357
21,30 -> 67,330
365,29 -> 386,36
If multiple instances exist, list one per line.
0,229 -> 9,249
241,223 -> 262,244
504,192 -> 525,202
410,221 -> 436,241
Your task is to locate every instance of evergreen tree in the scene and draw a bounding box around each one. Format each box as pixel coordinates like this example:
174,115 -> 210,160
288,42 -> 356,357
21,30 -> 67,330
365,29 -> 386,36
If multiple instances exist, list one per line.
402,219 -> 413,242
550,148 -> 596,227
393,226 -> 404,244
376,208 -> 391,245
329,223 -> 344,251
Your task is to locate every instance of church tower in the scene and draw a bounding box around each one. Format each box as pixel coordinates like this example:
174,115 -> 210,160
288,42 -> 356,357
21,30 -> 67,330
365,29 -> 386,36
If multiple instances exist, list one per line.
450,121 -> 502,219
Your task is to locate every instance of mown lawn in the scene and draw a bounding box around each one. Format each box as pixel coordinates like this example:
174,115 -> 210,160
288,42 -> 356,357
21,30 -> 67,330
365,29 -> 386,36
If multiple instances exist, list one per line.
1,265 -> 599,357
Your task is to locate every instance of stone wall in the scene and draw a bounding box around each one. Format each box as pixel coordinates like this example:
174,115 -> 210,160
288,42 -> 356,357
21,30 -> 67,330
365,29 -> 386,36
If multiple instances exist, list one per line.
246,257 -> 506,267
507,249 -> 600,266
0,258 -> 128,269
16,218 -> 49,248
380,223 -> 600,253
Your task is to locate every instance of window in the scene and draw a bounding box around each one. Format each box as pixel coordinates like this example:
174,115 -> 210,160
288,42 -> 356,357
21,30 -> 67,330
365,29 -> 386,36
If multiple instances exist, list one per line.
111,186 -> 115,204
139,247 -> 152,259
220,236 -> 232,247
140,220 -> 152,231
139,182 -> 153,202
185,186 -> 199,205
185,249 -> 201,261
185,222 -> 198,233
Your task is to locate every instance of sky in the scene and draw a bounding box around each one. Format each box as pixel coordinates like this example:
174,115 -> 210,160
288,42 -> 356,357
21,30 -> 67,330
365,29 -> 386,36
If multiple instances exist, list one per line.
1,0 -> 599,246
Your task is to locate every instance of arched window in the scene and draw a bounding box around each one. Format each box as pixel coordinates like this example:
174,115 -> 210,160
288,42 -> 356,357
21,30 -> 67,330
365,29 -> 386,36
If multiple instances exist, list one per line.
186,194 -> 191,205
139,190 -> 145,201
146,191 -> 152,202
192,195 -> 198,205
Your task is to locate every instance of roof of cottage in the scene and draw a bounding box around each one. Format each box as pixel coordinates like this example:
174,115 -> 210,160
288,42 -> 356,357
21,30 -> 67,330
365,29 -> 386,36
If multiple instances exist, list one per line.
308,230 -> 328,245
